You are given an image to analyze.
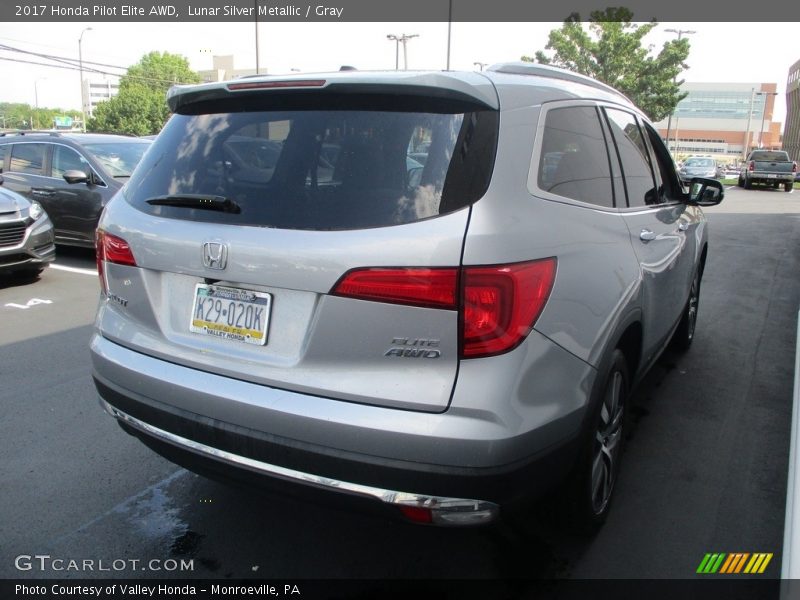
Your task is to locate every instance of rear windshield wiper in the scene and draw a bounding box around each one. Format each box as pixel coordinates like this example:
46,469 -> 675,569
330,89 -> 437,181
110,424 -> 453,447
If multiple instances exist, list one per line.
146,194 -> 241,214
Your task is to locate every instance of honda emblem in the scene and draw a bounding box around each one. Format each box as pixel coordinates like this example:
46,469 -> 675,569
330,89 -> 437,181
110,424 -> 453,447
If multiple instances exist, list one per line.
202,242 -> 228,270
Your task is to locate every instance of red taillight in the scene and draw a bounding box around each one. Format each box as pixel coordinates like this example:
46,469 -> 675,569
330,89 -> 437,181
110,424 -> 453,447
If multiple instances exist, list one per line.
749,161 -> 755,171
331,268 -> 458,309
96,230 -> 137,293
461,259 -> 557,358
331,258 -> 557,359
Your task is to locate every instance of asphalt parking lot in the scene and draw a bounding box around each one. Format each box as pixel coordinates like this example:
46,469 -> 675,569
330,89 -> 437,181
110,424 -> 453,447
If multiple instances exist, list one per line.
0,186 -> 798,592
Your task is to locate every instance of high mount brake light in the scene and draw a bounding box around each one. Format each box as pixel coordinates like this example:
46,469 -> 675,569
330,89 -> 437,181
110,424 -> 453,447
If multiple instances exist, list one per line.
227,80 -> 327,91
332,258 -> 557,359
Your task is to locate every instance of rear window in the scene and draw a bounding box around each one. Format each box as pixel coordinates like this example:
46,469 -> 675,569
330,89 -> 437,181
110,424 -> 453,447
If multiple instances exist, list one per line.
684,158 -> 714,167
124,104 -> 497,230
749,151 -> 789,162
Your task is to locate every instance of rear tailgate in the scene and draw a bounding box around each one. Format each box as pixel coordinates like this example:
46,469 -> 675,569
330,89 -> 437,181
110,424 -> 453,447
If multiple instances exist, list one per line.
95,74 -> 499,413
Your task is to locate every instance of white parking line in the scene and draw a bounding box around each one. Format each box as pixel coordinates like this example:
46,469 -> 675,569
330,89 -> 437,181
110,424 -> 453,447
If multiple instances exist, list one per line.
50,264 -> 97,276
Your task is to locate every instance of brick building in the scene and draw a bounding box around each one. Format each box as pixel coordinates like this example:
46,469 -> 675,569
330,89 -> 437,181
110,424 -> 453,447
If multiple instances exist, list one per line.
784,59 -> 800,163
654,82 -> 782,161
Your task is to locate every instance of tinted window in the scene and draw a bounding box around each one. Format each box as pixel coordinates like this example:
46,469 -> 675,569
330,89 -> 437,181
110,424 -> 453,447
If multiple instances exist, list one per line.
749,151 -> 789,162
537,106 -> 613,208
604,109 -> 657,207
683,158 -> 715,168
83,142 -> 150,177
125,107 -> 498,230
10,143 -> 47,175
52,145 -> 90,179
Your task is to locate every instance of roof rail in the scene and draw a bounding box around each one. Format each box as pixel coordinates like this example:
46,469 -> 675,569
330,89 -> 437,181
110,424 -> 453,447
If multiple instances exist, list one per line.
486,62 -> 632,103
0,130 -> 63,137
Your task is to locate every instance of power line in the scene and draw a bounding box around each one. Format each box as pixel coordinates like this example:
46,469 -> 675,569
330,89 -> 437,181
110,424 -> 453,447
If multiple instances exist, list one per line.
0,48 -> 199,86
0,43 -> 128,71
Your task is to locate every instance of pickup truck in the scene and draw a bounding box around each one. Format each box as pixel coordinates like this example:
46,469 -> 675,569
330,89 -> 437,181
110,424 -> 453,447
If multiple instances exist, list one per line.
738,150 -> 796,192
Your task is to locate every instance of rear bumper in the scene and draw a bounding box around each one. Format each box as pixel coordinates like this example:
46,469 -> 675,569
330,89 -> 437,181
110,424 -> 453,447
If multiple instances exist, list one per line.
91,334 -> 589,524
748,174 -> 794,183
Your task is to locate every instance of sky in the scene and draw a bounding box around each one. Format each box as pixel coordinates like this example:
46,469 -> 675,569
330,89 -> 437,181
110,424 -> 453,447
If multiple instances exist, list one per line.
0,21 -> 797,125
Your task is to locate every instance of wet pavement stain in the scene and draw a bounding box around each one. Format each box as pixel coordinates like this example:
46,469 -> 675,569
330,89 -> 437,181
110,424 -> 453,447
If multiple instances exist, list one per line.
170,530 -> 205,557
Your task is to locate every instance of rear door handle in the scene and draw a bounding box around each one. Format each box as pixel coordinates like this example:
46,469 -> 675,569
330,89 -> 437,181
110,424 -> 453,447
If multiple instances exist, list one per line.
639,229 -> 657,242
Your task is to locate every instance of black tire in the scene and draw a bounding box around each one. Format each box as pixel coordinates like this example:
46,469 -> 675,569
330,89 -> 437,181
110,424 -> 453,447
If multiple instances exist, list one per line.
785,182 -> 794,193
744,177 -> 753,189
564,349 -> 629,534
671,268 -> 701,352
737,174 -> 744,187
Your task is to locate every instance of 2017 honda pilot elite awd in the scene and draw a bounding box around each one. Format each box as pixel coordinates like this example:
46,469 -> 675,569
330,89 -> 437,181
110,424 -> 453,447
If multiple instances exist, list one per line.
91,63 -> 723,529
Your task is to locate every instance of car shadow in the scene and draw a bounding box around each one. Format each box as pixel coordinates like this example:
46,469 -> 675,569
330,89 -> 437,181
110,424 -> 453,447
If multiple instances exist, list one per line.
0,270 -> 43,290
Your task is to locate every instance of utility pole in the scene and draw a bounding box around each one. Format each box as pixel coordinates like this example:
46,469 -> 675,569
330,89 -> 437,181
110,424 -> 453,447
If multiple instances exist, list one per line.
78,27 -> 92,132
742,87 -> 755,161
446,0 -> 452,70
254,0 -> 260,75
663,28 -> 695,155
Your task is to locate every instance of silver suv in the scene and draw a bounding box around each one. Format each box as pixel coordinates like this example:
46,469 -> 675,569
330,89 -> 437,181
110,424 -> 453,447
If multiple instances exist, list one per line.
91,63 -> 723,529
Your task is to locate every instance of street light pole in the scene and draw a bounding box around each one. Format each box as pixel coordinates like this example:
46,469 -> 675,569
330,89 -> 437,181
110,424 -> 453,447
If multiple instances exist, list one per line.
401,34 -> 418,70
387,35 -> 399,70
78,27 -> 92,133
663,28 -> 695,155
387,34 -> 418,71
474,62 -> 488,71
34,78 -> 46,130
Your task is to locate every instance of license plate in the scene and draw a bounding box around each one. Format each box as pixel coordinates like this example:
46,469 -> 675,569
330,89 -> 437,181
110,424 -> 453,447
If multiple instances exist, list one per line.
767,174 -> 777,178
190,284 -> 271,346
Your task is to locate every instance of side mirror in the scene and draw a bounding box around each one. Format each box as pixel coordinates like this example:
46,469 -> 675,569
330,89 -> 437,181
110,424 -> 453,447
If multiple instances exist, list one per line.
688,177 -> 724,206
63,170 -> 91,185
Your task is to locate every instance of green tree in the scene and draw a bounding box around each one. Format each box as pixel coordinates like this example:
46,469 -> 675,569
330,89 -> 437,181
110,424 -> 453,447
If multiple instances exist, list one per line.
524,7 -> 690,122
88,51 -> 200,136
0,102 -> 81,131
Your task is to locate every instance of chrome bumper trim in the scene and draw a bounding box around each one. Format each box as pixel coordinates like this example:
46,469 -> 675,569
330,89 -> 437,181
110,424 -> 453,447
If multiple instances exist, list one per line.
100,398 -> 499,526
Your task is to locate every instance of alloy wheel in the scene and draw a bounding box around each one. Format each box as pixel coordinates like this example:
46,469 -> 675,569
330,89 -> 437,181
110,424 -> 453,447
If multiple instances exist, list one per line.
591,369 -> 625,515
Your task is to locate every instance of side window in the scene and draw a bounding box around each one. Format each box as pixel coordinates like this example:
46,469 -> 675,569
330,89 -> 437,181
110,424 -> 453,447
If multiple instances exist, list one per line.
536,105 -> 614,208
604,108 -> 658,208
9,143 -> 47,175
642,122 -> 683,202
0,144 -> 8,172
52,145 -> 89,179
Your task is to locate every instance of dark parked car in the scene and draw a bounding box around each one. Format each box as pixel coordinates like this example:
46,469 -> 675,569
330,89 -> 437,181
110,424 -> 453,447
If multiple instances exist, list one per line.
0,132 -> 151,247
0,174 -> 55,276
